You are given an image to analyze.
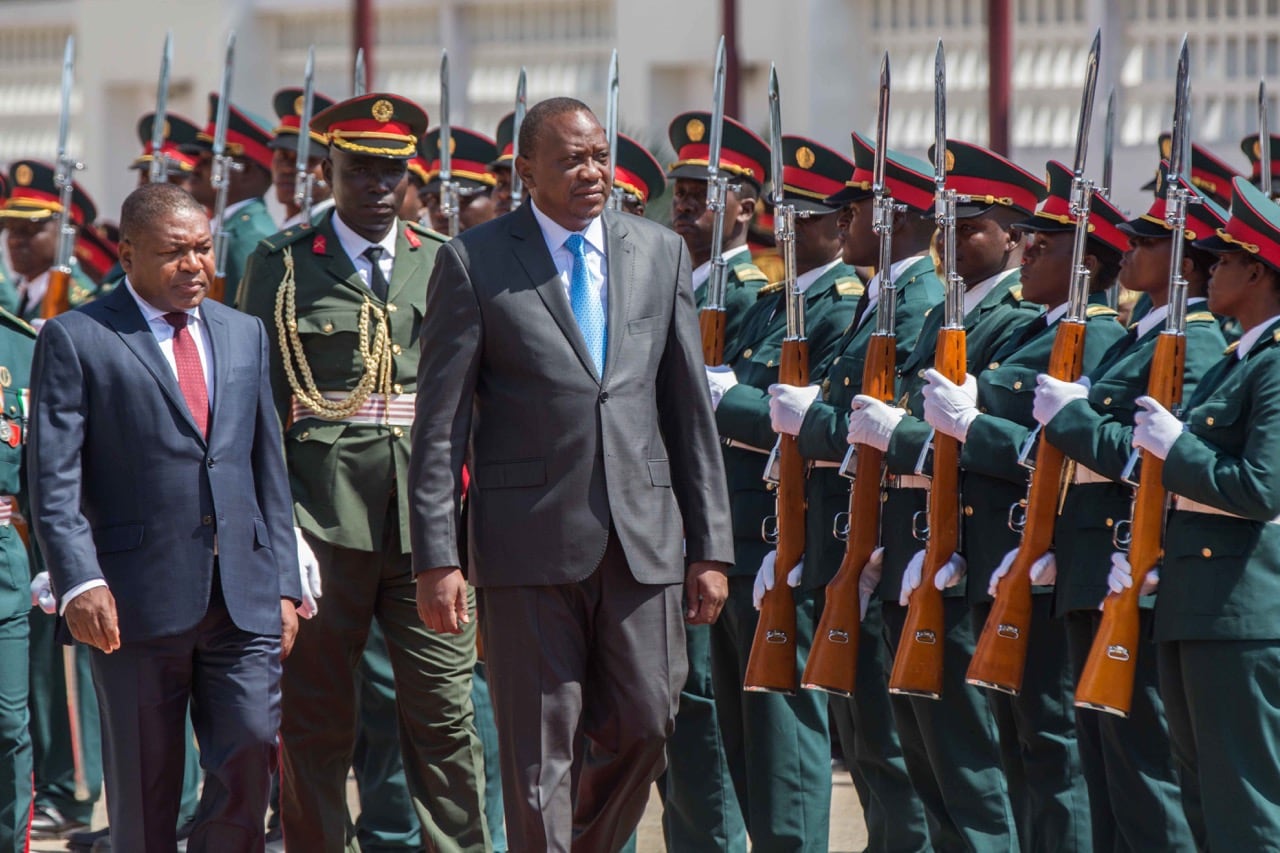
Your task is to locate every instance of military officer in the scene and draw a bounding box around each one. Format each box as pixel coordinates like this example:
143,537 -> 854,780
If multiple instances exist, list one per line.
921,159 -> 1130,851
787,132 -> 940,853
186,93 -> 277,302
1032,165 -> 1227,852
269,86 -> 338,229
1104,175 -> 1280,850
847,139 -> 1044,852
705,135 -> 861,852
418,126 -> 499,234
612,132 -> 665,217
235,92 -> 488,853
129,111 -> 201,190
490,112 -> 516,216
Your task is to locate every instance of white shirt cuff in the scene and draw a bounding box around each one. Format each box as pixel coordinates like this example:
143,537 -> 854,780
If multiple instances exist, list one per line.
59,579 -> 108,616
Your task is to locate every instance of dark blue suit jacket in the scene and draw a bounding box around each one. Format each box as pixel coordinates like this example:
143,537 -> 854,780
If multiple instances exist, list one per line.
28,285 -> 300,643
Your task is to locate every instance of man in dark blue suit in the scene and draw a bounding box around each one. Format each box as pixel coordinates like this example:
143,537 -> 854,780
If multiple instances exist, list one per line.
27,182 -> 301,853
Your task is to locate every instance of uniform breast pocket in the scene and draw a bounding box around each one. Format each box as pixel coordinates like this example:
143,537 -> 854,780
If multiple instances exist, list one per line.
979,367 -> 1037,420
627,315 -> 665,336
1186,394 -> 1245,438
294,309 -> 365,376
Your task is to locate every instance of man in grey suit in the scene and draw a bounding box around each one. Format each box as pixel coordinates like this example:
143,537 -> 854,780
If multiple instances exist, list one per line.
410,97 -> 733,851
27,183 -> 301,853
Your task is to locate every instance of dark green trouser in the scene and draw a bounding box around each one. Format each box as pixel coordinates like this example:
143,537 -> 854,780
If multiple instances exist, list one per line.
882,599 -> 1018,853
0,606 -> 31,849
470,662 -> 507,853
1065,611 -> 1193,853
1158,638 -> 1280,852
709,579 -> 830,853
827,598 -> 931,853
971,596 -> 1092,853
27,609 -> 101,824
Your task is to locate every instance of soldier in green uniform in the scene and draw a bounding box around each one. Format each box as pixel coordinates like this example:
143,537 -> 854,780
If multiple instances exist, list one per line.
705,136 -> 861,852
1139,132 -> 1240,211
612,132 -> 664,218
236,93 -> 488,853
1242,131 -> 1280,199
920,159 -> 1130,851
1031,165 -> 1226,852
846,139 -> 1044,852
1109,175 -> 1280,850
186,94 -> 278,303
418,127 -> 499,234
0,308 -> 35,851
787,132 -> 939,853
270,87 -> 338,230
490,113 -> 516,216
130,111 -> 201,190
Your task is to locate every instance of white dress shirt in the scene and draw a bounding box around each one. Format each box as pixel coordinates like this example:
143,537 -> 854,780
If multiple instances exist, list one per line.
1043,302 -> 1071,327
963,268 -> 1019,318
691,245 -> 752,291
331,211 -> 397,292
1135,303 -> 1170,340
1235,313 -> 1280,359
529,199 -> 608,315
855,255 -> 927,331
15,269 -> 50,319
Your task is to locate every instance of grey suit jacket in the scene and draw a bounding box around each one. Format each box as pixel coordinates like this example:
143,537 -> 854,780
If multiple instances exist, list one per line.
28,285 -> 301,643
409,204 -> 733,587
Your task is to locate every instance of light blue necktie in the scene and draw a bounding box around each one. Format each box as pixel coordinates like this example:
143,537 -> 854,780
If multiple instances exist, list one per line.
564,233 -> 606,374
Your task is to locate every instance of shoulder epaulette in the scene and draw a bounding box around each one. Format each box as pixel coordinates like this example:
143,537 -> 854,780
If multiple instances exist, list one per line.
834,276 -> 864,297
734,265 -> 769,283
1225,340 -> 1241,355
1086,304 -> 1119,319
1187,311 -> 1216,323
0,306 -> 36,338
1007,284 -> 1024,301
758,281 -> 785,296
258,226 -> 313,253
406,220 -> 448,244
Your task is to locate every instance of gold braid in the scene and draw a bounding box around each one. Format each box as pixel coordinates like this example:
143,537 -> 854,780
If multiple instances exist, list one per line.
274,246 -> 394,421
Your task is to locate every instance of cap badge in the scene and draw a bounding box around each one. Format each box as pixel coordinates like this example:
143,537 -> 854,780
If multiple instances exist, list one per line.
796,146 -> 816,169
1161,137 -> 1173,158
372,99 -> 395,123
294,95 -> 306,116
1255,139 -> 1263,159
944,148 -> 956,172
162,119 -> 171,138
14,164 -> 32,186
686,118 -> 706,143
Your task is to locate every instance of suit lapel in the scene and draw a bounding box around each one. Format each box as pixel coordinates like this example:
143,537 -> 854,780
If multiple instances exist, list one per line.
312,213 -> 372,299
386,223 -> 424,306
202,305 -> 231,441
103,286 -> 206,444
601,211 -> 632,384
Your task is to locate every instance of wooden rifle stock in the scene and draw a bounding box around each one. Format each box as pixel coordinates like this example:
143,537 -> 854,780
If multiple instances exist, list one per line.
6,496 -> 28,551
700,307 -> 727,366
967,320 -> 1086,694
208,273 -> 227,305
41,268 -> 72,320
1075,333 -> 1184,716
889,326 -> 966,698
743,337 -> 808,694
801,333 -> 897,695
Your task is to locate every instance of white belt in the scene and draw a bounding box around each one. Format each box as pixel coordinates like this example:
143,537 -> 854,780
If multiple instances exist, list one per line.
1072,465 -> 1117,485
811,459 -> 843,469
1172,495 -> 1280,524
291,392 -> 416,427
723,439 -> 770,455
888,474 -> 931,490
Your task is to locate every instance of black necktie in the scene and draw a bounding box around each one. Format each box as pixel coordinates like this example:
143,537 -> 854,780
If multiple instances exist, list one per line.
363,245 -> 390,302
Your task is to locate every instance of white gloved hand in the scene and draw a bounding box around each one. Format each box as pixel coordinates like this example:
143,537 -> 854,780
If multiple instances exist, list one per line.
986,549 -> 1056,596
847,395 -> 906,452
1106,552 -> 1160,598
899,550 -> 967,606
921,369 -> 981,441
705,365 -> 739,411
1133,396 -> 1185,460
29,571 -> 55,615
859,547 -> 884,619
295,527 -> 322,619
1033,374 -> 1091,426
768,384 -> 822,436
753,550 -> 804,610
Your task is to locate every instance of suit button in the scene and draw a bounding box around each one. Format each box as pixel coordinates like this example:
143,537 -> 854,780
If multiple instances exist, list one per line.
387,303 -> 398,313
202,515 -> 213,526
391,343 -> 403,355
392,383 -> 404,394
206,458 -> 215,468
599,392 -> 610,403
1201,547 -> 1213,558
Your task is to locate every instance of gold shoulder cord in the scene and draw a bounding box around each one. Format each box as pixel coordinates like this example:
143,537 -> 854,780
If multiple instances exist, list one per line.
274,246 -> 394,420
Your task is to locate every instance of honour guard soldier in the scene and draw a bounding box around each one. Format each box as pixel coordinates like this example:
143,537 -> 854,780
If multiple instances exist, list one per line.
613,132 -> 665,217
922,159 -> 1129,851
0,174 -> 9,302
1141,132 -> 1242,209
130,111 -> 201,189
1241,131 -> 1280,198
706,136 -> 862,851
400,154 -> 431,224
418,126 -> 499,234
1109,175 -> 1280,849
270,87 -> 338,229
1034,165 -> 1226,852
848,139 -> 1043,852
73,226 -> 118,287
186,94 -> 277,301
490,112 -> 516,216
235,92 -> 488,853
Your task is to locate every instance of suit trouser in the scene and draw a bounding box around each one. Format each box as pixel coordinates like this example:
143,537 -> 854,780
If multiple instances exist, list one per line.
1065,610 -> 1193,853
90,577 -> 280,853
280,534 -> 488,853
882,599 -> 1019,853
972,596 -> 1092,853
0,605 -> 31,851
479,530 -> 685,853
708,580 -> 831,853
1158,638 -> 1280,852
827,597 -> 931,853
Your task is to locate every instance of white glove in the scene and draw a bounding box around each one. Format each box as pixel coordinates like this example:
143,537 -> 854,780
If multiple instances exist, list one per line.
295,527 -> 322,619
1106,552 -> 1159,598
898,550 -> 967,606
921,369 -> 980,441
768,384 -> 822,436
847,395 -> 906,452
29,571 -> 55,615
1033,374 -> 1090,426
705,365 -> 738,411
859,547 -> 884,619
986,548 -> 1056,596
753,549 -> 804,610
1133,396 -> 1185,460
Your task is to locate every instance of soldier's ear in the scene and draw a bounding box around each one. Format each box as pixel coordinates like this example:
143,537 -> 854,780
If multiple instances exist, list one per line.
736,195 -> 757,225
321,158 -> 334,189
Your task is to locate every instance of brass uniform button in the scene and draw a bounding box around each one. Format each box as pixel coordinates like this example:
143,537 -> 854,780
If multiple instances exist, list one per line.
387,303 -> 398,313
1105,518 -> 1114,527
989,361 -> 1000,370
391,343 -> 402,355
1103,397 -> 1112,405
1201,547 -> 1213,558
392,426 -> 404,438
833,357 -> 841,365
392,383 -> 403,394
744,348 -> 753,358
766,360 -> 774,367
1013,380 -> 1023,390
1206,416 -> 1215,426
963,506 -> 974,517
844,377 -> 851,386
322,322 -> 334,333
300,430 -> 310,440
918,369 -> 926,378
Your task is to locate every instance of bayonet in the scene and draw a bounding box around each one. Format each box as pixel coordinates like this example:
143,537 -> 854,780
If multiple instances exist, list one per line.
1261,80 -> 1272,197
1103,86 -> 1118,308
439,50 -> 460,237
44,33 -> 82,320
934,40 -> 962,330
511,67 -> 527,210
699,36 -> 731,364
1065,28 -> 1102,323
1164,37 -> 1193,337
872,51 -> 901,337
354,48 -> 367,97
210,31 -> 239,286
605,49 -> 622,210
149,31 -> 173,184
294,45 -> 317,221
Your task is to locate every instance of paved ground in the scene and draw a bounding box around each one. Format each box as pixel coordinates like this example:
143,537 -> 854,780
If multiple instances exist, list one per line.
33,766 -> 867,851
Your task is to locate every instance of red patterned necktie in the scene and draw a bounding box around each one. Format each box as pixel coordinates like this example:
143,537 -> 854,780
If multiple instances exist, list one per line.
164,312 -> 209,437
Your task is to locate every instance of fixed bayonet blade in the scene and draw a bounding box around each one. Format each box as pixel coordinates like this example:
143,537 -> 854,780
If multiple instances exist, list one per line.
149,32 -> 173,183
212,32 -> 235,160
1169,37 -> 1191,186
768,64 -> 784,209
703,36 -> 730,309
439,51 -> 452,184
354,48 -> 366,97
295,45 -> 317,216
1072,29 -> 1101,180
55,35 -> 74,166
1261,80 -> 1272,197
605,49 -> 620,208
511,67 -> 527,209
873,52 -> 891,196
1102,86 -> 1116,198
708,37 -> 727,183
933,40 -> 947,190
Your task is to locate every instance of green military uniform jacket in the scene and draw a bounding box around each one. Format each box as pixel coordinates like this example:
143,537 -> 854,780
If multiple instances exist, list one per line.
959,299 -> 1125,603
1155,316 -> 1280,641
713,260 -> 862,583
0,307 -> 34,621
0,265 -> 14,315
235,209 -> 446,555
693,247 -> 769,357
1046,304 -> 1225,615
222,196 -> 278,305
7,263 -> 100,323
796,255 -> 944,586
876,269 -> 1042,601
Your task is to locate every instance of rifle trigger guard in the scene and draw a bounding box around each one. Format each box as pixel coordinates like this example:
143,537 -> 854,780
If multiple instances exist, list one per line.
911,510 -> 929,542
761,515 -> 780,545
1112,518 -> 1132,551
1007,500 -> 1028,534
833,511 -> 850,542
